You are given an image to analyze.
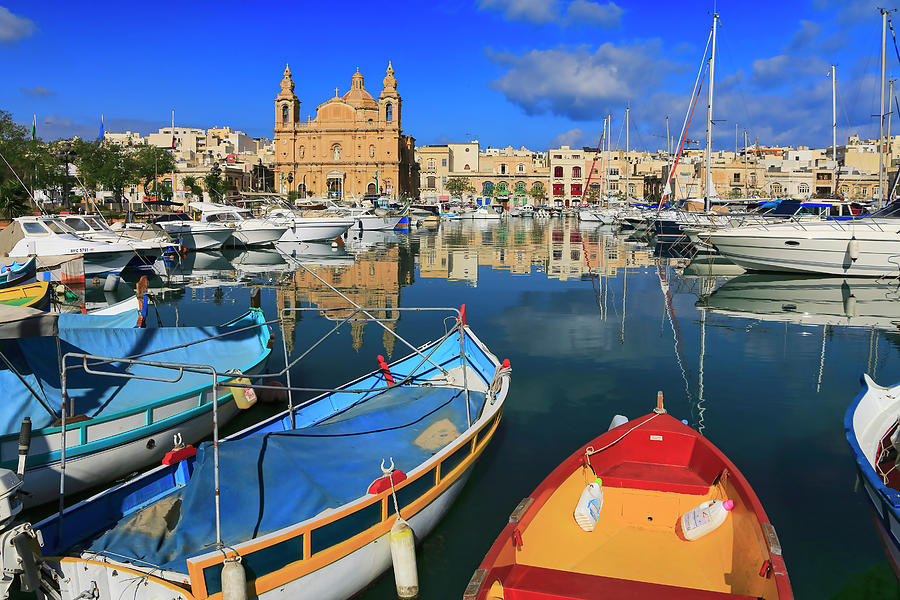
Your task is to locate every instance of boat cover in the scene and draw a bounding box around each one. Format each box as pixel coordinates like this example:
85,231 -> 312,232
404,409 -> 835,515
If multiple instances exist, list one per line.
56,310 -> 138,329
87,385 -> 487,571
0,310 -> 268,432
0,305 -> 58,339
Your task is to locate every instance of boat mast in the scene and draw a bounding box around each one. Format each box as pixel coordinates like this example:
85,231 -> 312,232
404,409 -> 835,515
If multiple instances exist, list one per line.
743,129 -> 749,197
889,77 -> 895,202
666,115 -> 670,155
831,64 -> 837,197
704,13 -> 718,212
625,106 -> 630,200
880,9 -> 890,207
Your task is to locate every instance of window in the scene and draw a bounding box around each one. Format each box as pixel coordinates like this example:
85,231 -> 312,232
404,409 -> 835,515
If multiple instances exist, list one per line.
733,173 -> 740,182
282,105 -> 288,123
427,158 -> 435,170
369,145 -> 375,158
63,218 -> 90,232
553,166 -> 564,178
300,145 -> 305,158
628,183 -> 636,195
515,181 -> 527,195
497,182 -> 509,195
553,183 -> 565,196
499,164 -> 507,175
441,158 -> 447,167
517,163 -> 525,173
771,183 -> 783,195
571,184 -> 582,196
798,183 -> 809,194
610,182 -> 619,191
572,166 -> 582,179
22,222 -> 48,235
386,103 -> 393,122
427,176 -> 436,188
609,168 -> 619,176
572,154 -> 580,159
483,182 -> 494,195
333,145 -> 341,160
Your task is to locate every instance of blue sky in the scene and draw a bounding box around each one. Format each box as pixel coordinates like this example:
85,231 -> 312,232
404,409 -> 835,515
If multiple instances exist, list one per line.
1,0 -> 897,151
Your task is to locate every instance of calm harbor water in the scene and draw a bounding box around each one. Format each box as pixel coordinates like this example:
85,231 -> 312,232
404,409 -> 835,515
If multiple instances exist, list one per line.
111,217 -> 900,599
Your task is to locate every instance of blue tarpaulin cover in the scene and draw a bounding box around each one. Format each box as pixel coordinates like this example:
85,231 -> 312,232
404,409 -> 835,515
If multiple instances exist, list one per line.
0,311 -> 268,433
88,385 -> 486,571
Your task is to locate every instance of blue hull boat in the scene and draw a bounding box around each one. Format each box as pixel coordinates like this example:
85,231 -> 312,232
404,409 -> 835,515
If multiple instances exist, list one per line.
27,310 -> 509,600
0,256 -> 36,289
0,297 -> 273,508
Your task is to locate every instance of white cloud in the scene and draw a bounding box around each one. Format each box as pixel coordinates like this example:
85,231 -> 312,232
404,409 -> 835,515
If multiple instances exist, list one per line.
488,42 -> 674,119
478,0 -> 622,28
20,85 -> 55,97
0,7 -> 35,44
551,128 -> 587,148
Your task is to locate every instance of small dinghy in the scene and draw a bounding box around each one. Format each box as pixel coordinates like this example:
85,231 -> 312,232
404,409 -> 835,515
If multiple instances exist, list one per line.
0,306 -> 509,600
466,396 -> 792,600
845,374 -> 900,578
0,256 -> 36,289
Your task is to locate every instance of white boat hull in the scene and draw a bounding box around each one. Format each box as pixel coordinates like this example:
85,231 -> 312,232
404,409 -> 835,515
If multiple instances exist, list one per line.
163,227 -> 233,251
231,226 -> 288,247
709,221 -> 900,277
279,220 -> 354,242
260,465 -> 474,600
351,215 -> 403,231
82,251 -> 136,276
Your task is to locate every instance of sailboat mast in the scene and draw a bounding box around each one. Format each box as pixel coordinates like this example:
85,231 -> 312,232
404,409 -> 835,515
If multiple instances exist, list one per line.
704,13 -> 718,212
666,115 -> 670,155
171,109 -> 177,207
889,78 -> 895,200
625,106 -> 630,201
743,129 -> 749,197
880,9 -> 888,207
832,64 -> 837,197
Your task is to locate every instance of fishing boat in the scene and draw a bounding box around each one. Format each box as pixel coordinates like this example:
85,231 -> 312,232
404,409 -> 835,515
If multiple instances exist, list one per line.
0,216 -> 136,276
466,398 -> 792,600
0,280 -> 50,310
0,256 -> 36,289
845,375 -> 900,578
58,214 -> 175,270
3,306 -> 509,600
0,293 -> 273,507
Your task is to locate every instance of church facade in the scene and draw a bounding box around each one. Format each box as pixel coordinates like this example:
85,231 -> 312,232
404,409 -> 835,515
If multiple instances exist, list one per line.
273,63 -> 418,201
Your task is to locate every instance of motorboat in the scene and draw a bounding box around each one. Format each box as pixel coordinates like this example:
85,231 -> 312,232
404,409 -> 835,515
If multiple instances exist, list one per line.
845,375 -> 900,579
148,213 -> 234,251
190,202 -> 288,246
578,208 -> 615,225
263,207 -> 354,242
472,206 -> 501,220
706,201 -> 900,277
467,398 -> 792,599
59,214 -> 173,269
0,216 -> 136,276
0,307 -> 511,600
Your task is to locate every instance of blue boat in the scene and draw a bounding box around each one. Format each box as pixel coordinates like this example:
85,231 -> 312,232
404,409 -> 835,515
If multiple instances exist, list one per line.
24,308 -> 509,600
0,256 -> 35,289
0,293 -> 273,508
845,375 -> 900,579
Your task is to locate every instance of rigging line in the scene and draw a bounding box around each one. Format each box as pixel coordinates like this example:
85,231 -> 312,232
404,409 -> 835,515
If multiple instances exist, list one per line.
890,18 -> 900,67
660,63 -> 708,212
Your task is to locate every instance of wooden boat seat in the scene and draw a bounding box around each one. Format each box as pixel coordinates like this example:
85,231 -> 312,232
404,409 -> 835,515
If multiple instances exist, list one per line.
492,564 -> 758,599
599,461 -> 715,495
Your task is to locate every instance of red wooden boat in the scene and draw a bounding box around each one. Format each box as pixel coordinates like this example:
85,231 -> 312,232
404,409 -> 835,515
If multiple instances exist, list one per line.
464,398 -> 792,600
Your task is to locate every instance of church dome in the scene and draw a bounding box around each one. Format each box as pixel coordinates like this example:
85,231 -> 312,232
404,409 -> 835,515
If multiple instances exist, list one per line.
342,68 -> 378,109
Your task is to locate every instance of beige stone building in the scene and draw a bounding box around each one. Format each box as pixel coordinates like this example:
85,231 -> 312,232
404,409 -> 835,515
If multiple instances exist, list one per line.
273,63 -> 417,201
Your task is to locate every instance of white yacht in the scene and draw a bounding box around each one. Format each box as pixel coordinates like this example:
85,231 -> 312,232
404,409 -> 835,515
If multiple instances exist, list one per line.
0,216 -> 135,276
264,207 -> 354,242
471,206 -> 501,220
60,214 -> 172,269
148,213 -> 234,250
707,202 -> 900,277
190,202 -> 288,246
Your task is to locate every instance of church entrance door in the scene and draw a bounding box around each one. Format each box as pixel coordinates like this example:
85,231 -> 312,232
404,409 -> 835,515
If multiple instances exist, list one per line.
367,183 -> 377,195
326,177 -> 343,200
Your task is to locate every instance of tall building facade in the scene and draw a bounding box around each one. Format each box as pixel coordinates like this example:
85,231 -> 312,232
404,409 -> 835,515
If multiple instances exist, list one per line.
273,63 -> 417,201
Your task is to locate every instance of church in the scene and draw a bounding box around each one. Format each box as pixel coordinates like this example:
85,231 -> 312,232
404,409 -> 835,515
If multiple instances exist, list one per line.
273,63 -> 418,201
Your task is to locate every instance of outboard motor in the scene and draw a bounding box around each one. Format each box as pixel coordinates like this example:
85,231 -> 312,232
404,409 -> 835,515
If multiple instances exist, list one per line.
0,468 -> 42,596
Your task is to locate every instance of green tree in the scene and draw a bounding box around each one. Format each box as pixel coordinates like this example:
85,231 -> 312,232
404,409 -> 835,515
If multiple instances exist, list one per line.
182,176 -> 203,201
72,140 -> 139,207
203,173 -> 230,201
134,145 -> 176,200
585,185 -> 601,204
0,110 -> 61,216
528,183 -> 547,204
444,177 -> 474,200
